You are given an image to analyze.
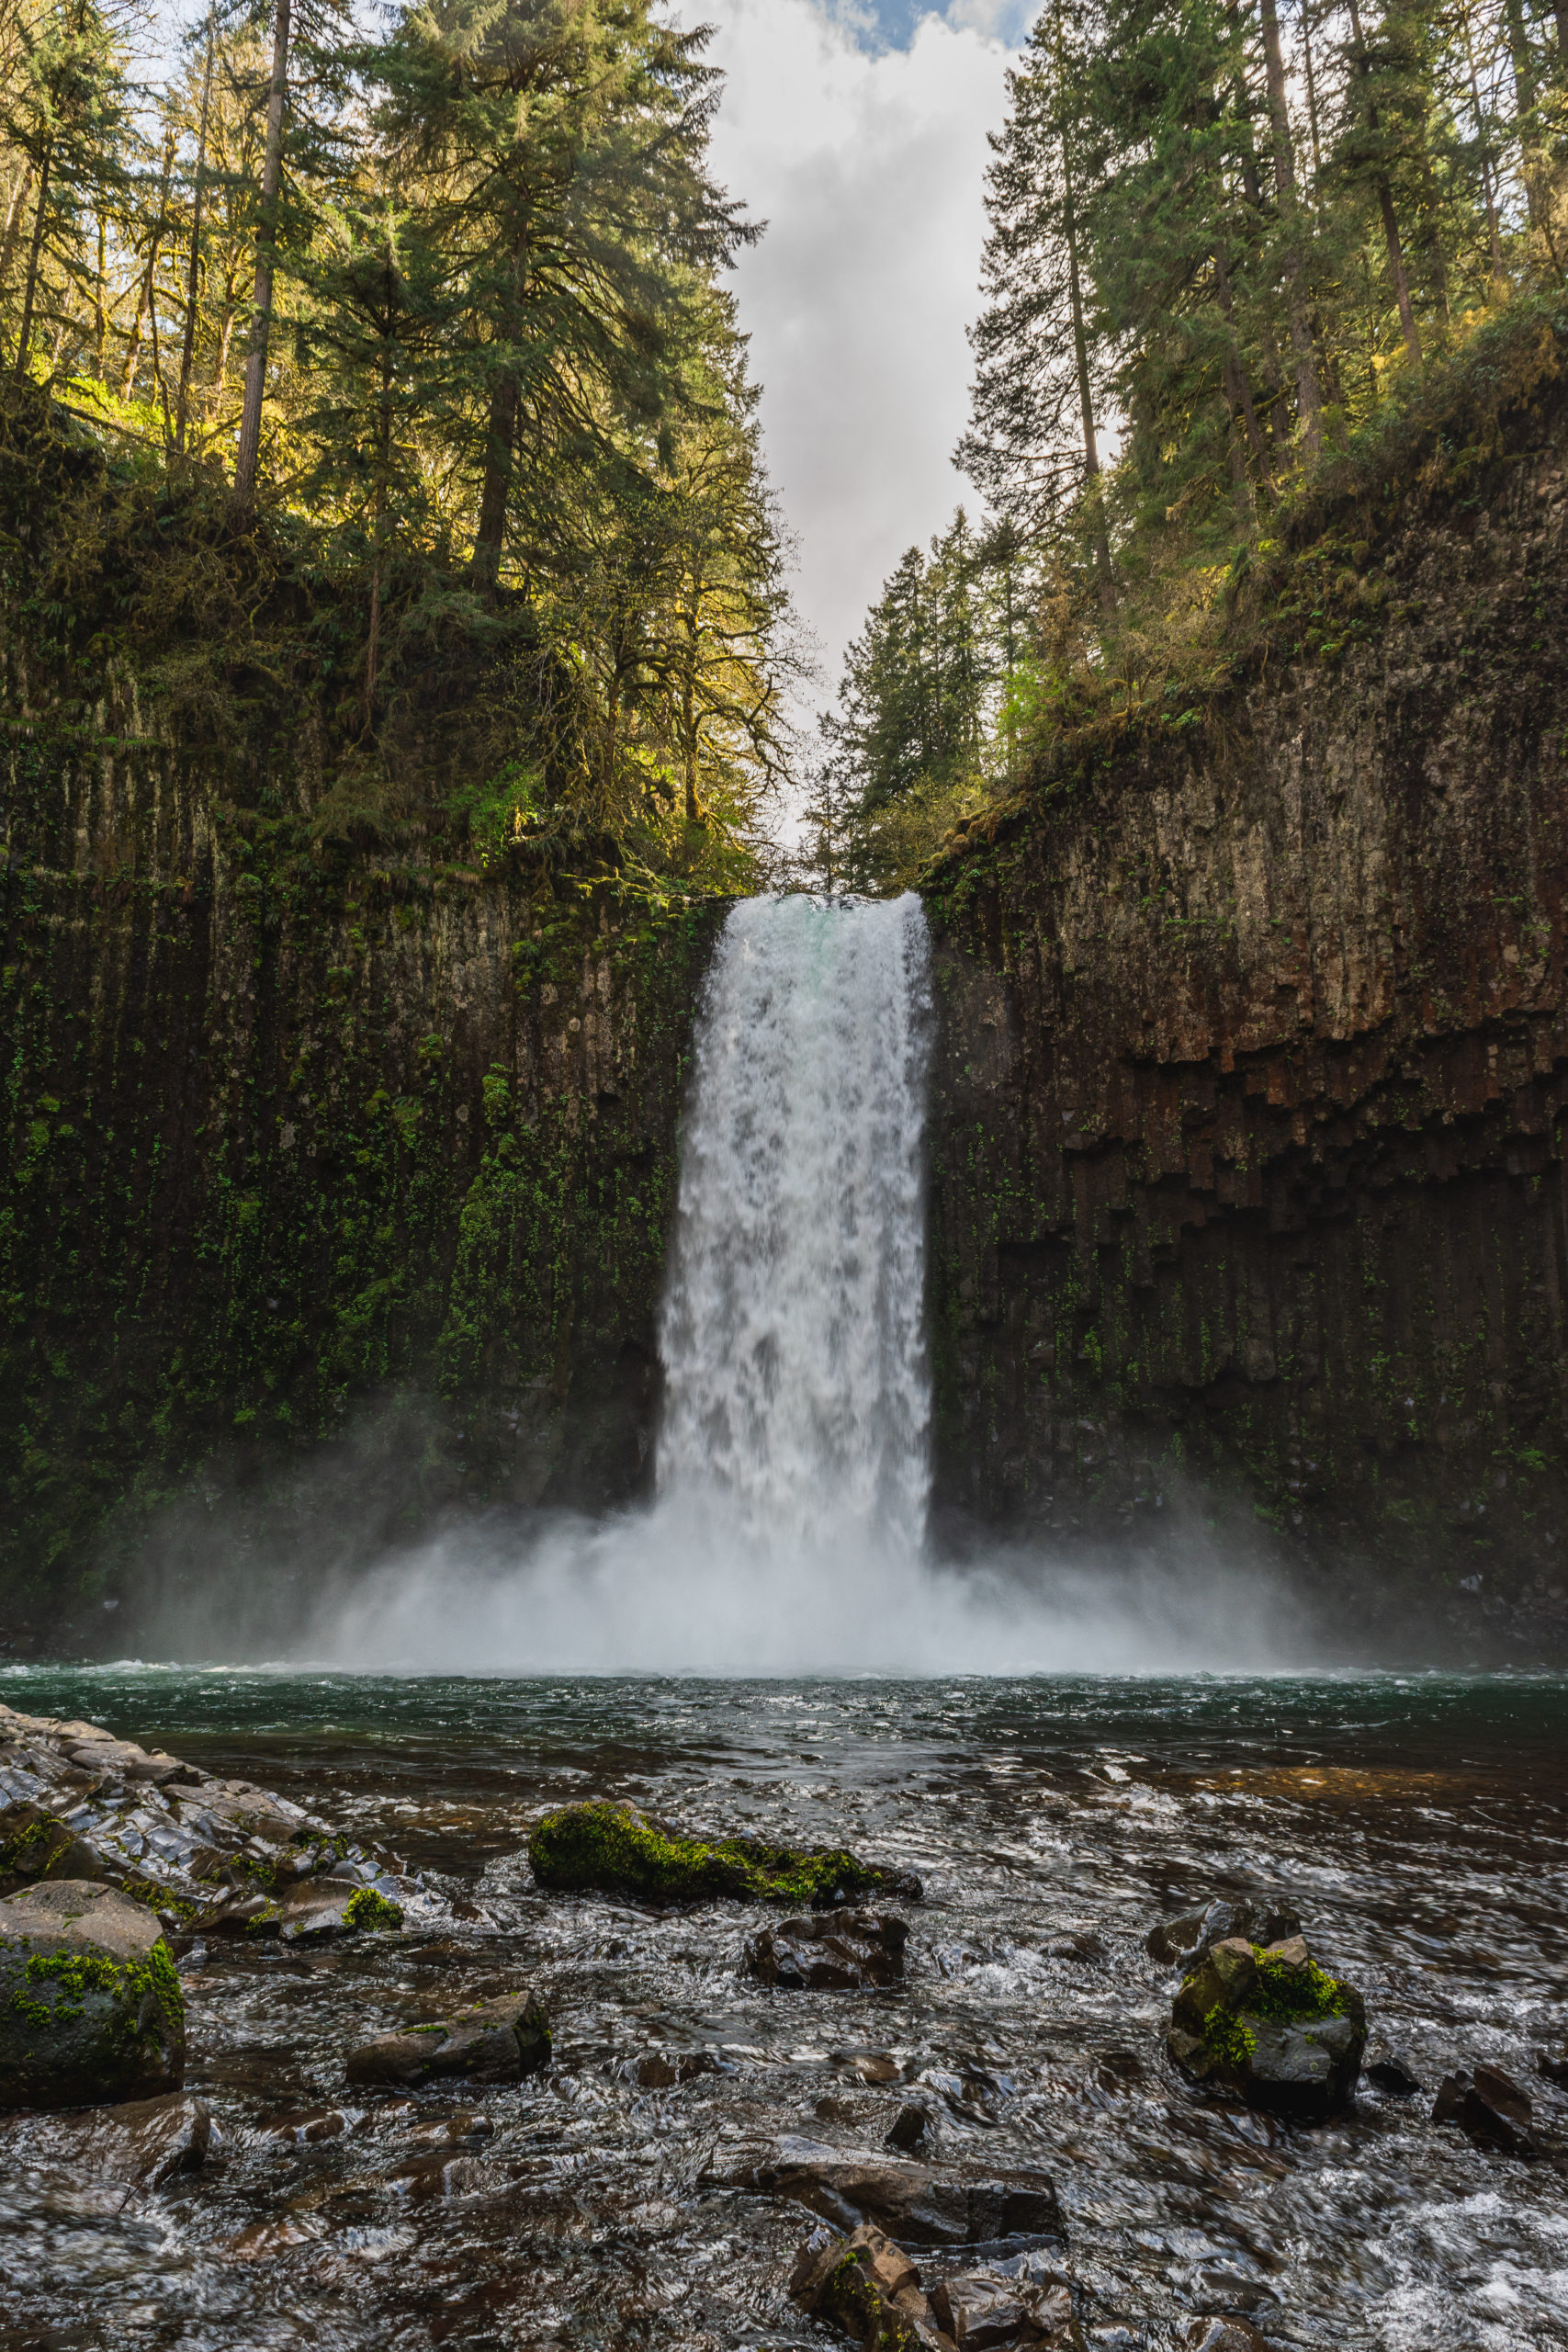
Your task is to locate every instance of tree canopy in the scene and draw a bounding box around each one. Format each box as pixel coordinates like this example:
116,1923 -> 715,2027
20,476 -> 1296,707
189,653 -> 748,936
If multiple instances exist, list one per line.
0,0 -> 793,893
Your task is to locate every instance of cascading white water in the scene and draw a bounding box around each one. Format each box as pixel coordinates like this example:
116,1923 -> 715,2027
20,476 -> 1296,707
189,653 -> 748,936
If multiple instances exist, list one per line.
658,891 -> 932,1556
303,896 -> 1309,1672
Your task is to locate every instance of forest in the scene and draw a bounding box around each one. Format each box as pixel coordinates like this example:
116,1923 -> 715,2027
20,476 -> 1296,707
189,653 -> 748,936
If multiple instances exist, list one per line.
0,0 -> 792,897
816,0 -> 1568,890
5,0 -> 1567,898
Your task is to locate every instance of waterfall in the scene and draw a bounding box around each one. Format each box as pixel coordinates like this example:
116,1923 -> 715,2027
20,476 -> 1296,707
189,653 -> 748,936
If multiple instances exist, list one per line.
306,896 -> 1308,1672
658,892 -> 933,1556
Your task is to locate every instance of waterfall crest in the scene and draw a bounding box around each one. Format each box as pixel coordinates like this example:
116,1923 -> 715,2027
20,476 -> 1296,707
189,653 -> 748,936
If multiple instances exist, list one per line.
658,892 -> 932,1555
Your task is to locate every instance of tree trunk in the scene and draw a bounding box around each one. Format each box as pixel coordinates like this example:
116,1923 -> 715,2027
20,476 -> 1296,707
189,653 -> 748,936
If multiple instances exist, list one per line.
469,372 -> 518,592
470,235 -> 528,592
93,210 -> 107,377
1060,131 -> 1114,620
176,9 -> 217,454
1257,0 -> 1322,458
1213,247 -> 1271,473
231,0 -> 293,513
1345,0 -> 1420,361
13,137 -> 52,382
1461,22 -> 1507,285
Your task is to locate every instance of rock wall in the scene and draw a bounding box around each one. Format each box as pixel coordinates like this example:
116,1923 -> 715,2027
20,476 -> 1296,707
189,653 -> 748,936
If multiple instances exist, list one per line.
0,684 -> 723,1645
924,403 -> 1568,1653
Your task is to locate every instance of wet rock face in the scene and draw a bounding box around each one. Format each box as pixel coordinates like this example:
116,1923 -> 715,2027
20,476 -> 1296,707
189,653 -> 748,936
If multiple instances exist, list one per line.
749,1908 -> 909,1991
344,1992 -> 551,2088
0,1881 -> 184,2109
922,406 -> 1568,1635
1167,1931 -> 1367,2123
0,1701 -> 423,1951
528,1798 -> 922,1908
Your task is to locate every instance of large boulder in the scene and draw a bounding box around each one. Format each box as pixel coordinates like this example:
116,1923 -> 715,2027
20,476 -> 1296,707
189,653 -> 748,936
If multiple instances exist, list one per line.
749,1908 -> 908,1990
345,1991 -> 550,2087
1167,1932 -> 1365,2123
0,1881 -> 184,2109
528,1799 -> 921,1907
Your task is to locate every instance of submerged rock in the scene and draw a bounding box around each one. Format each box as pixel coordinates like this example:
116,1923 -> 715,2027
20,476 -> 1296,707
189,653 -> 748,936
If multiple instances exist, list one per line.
63,2092 -> 212,2188
1167,1930 -> 1366,2122
1147,1898 -> 1301,1968
0,1881 -> 184,2109
1538,2049 -> 1568,2088
932,2267 -> 1077,2349
528,1798 -> 921,1907
1432,2064 -> 1537,2156
750,1908 -> 909,1990
1182,2323 -> 1274,2352
733,2134 -> 1063,2247
345,1991 -> 551,2087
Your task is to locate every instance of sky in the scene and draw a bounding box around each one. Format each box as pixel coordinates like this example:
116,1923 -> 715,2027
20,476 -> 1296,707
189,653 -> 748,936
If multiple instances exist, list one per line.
699,1 -> 1030,707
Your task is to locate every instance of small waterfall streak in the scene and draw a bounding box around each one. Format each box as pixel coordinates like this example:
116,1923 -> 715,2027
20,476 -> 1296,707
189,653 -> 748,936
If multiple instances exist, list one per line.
658,892 -> 932,1555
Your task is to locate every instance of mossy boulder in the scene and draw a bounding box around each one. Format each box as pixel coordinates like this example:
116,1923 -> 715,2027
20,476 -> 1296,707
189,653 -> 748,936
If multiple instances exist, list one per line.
527,1801 -> 922,1909
0,1881 -> 184,2110
1167,1932 -> 1366,2122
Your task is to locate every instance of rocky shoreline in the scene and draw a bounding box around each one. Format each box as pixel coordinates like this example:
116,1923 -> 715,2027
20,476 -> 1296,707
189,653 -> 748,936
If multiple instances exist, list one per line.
4,1702 -> 1567,2349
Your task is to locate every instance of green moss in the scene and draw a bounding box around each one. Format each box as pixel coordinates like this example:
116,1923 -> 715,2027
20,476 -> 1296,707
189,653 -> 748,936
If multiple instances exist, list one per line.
527,1800 -> 918,1909
343,1885 -> 403,1932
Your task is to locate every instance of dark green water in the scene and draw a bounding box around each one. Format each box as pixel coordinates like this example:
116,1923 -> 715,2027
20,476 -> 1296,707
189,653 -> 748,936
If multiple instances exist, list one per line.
2,1667 -> 1566,2351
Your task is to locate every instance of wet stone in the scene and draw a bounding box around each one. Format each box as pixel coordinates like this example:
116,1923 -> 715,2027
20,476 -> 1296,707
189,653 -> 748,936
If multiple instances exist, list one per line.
1168,1928 -> 1366,2123
617,2050 -> 721,2088
0,2091 -> 212,2188
931,2270 -> 1076,2349
734,2134 -> 1064,2248
344,1989 -> 550,2087
1182,2320 -> 1275,2352
1538,2048 -> 1568,2088
749,1907 -> 909,1990
258,2105 -> 364,2145
1366,2049 -> 1423,2096
1147,1898 -> 1302,1968
276,1878 -> 404,1941
1432,2064 -> 1537,2157
790,2222 -> 949,2352
0,1881 -> 184,2109
887,2103 -> 936,2154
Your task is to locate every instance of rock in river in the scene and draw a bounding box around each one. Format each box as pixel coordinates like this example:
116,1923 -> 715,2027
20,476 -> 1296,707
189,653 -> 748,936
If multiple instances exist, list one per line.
1167,1930 -> 1366,2123
528,1799 -> 921,1906
749,1907 -> 908,1989
733,2134 -> 1063,2248
791,2223 -> 1078,2351
345,1991 -> 551,2087
1432,2064 -> 1538,2157
0,1881 -> 184,2109
1147,1897 -> 1301,1967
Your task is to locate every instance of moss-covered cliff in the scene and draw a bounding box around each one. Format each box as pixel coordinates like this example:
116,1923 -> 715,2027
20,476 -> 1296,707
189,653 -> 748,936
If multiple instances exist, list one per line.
0,691 -> 722,1644
923,358 -> 1568,1653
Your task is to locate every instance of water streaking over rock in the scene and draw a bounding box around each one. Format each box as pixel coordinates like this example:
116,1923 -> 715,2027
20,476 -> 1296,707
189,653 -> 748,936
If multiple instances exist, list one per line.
659,891 -> 932,1555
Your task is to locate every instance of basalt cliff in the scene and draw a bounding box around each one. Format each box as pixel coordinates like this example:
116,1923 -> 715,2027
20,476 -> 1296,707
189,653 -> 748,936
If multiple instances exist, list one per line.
6,366 -> 1568,1654
924,356 -> 1568,1655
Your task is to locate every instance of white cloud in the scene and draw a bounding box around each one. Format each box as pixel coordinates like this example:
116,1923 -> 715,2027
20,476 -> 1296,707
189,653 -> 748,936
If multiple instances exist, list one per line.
702,1 -> 1017,701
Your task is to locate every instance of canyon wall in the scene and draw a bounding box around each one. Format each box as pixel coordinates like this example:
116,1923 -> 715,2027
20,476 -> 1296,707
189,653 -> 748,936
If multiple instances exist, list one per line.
924,397 -> 1568,1653
0,684 -> 721,1644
